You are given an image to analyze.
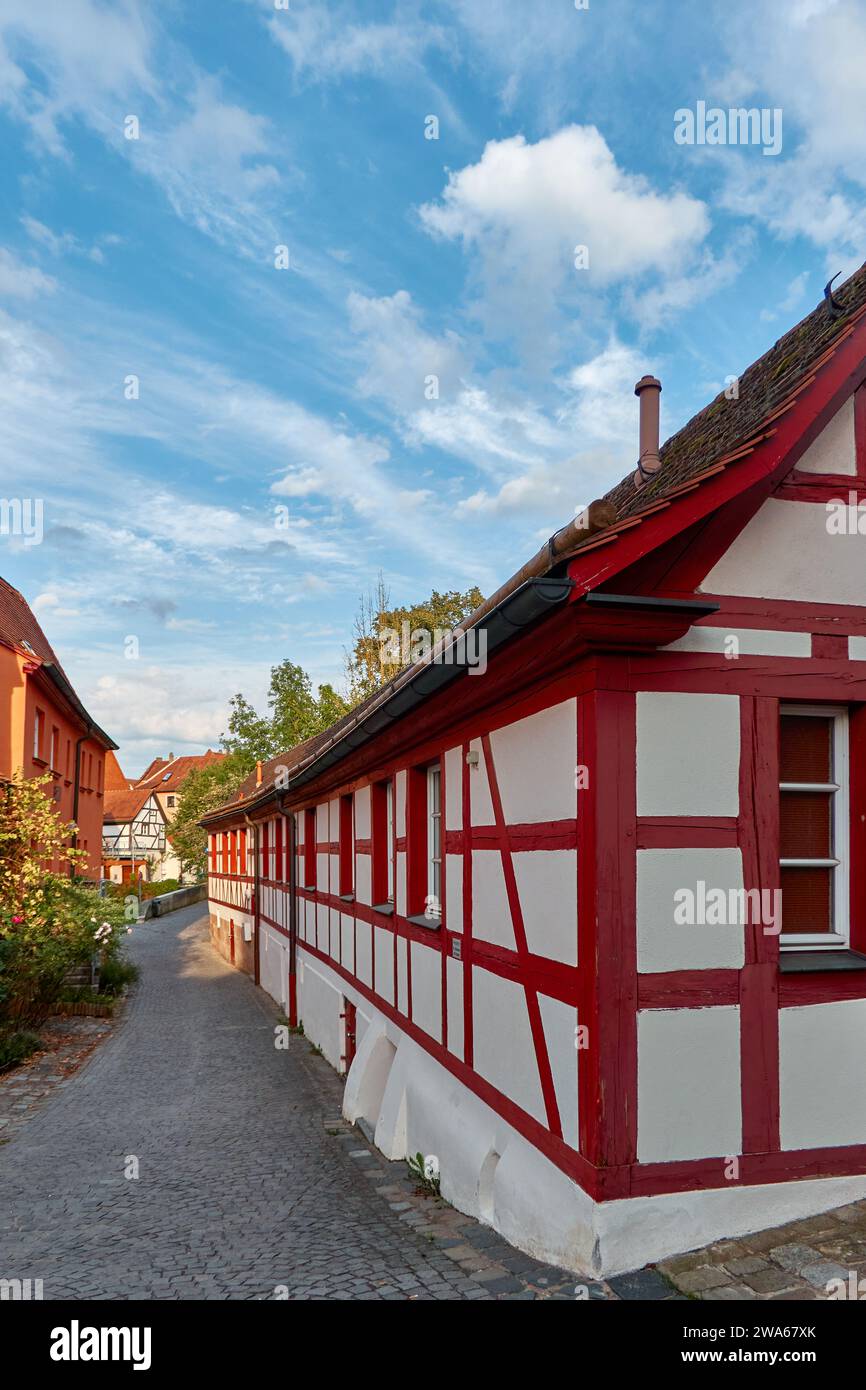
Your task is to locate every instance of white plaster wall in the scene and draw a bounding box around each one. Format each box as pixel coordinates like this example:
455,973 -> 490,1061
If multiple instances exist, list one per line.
637,847 -> 746,973
355,919 -> 372,986
473,968 -> 545,1124
664,627 -> 811,657
355,854 -> 371,907
396,850 -> 407,916
374,926 -> 395,1004
297,957 -> 343,1072
796,397 -> 855,475
446,956 -> 463,1060
701,497 -> 866,605
512,849 -> 577,966
396,935 -> 408,1014
259,922 -> 285,1007
538,994 -> 579,1150
780,1000 -> 866,1149
489,699 -> 577,824
471,849 -> 515,950
340,914 -> 354,975
328,798 -> 339,839
444,746 -> 463,829
316,851 -> 329,891
468,738 -> 495,825
637,691 -> 740,817
850,636 -> 866,660
637,1007 -> 742,1162
410,940 -> 442,1042
446,854 -> 463,933
316,902 -> 329,954
395,770 -> 407,836
354,785 -> 371,837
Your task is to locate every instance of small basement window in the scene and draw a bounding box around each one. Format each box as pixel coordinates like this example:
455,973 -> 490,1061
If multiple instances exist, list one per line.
779,705 -> 848,950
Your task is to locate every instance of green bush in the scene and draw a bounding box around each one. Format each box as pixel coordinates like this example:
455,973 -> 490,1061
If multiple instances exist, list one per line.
0,880 -> 129,1031
0,1029 -> 42,1072
97,955 -> 140,996
103,877 -> 180,902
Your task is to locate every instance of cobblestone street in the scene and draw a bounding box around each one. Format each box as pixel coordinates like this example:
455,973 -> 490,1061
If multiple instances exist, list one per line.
0,905 -> 609,1301
2,903 -> 863,1302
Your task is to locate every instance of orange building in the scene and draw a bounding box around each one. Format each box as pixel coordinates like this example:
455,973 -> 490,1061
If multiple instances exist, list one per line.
0,576 -> 117,879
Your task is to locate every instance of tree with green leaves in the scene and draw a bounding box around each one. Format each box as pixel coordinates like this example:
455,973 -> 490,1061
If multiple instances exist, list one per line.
220,660 -> 351,767
169,755 -> 250,880
172,661 -> 353,879
344,574 -> 485,703
179,581 -> 484,873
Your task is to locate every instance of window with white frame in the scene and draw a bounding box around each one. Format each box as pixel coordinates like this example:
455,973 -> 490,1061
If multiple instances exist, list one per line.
427,764 -> 442,919
779,705 -> 848,949
33,708 -> 44,760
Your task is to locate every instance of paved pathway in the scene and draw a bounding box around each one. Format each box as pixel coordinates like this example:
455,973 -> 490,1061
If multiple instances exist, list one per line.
4,903 -> 859,1301
0,905 -> 612,1301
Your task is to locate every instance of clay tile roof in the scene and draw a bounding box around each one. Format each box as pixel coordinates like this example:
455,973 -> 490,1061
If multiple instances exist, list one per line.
229,728 -> 348,807
0,575 -> 116,748
134,750 -> 226,789
104,750 -> 133,791
103,786 -> 156,824
0,576 -> 64,669
598,260 -> 866,527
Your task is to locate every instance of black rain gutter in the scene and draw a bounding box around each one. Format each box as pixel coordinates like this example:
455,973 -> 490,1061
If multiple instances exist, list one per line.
40,662 -> 118,750
245,574 -> 575,809
582,592 -> 721,617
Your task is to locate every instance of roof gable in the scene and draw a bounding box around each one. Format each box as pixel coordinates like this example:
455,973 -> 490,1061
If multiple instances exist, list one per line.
202,263 -> 866,827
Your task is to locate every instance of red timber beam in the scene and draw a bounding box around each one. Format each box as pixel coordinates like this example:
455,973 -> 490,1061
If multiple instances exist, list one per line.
567,313 -> 866,601
577,664 -> 636,1194
481,732 -> 562,1139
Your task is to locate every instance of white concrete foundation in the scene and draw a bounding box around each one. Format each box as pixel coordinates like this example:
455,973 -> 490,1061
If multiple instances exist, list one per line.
292,948 -> 866,1278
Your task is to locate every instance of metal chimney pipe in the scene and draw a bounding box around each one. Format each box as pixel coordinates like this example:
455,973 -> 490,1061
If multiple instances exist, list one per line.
632,375 -> 662,488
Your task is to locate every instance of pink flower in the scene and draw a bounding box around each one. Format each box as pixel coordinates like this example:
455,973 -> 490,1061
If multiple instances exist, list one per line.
11,915 -> 24,923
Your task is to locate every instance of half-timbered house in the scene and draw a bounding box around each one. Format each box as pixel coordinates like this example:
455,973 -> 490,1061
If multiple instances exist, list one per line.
203,262 -> 866,1276
102,787 -> 171,883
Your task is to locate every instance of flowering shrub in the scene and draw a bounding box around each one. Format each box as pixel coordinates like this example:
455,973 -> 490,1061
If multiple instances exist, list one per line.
0,773 -> 131,1033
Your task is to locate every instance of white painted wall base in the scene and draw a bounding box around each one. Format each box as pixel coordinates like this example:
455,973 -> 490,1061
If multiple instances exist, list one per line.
271,943 -> 866,1277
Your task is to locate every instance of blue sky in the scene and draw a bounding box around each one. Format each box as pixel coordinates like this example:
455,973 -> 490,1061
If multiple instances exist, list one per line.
0,0 -> 864,775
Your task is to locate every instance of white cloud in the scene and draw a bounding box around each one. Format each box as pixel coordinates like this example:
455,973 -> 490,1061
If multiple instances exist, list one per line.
759,269 -> 811,323
715,0 -> 866,270
623,231 -> 754,333
346,287 -> 576,473
347,290 -> 467,412
266,1 -> 449,83
130,77 -> 282,255
0,248 -> 57,299
419,126 -> 709,346
0,5 -> 284,258
444,0 -> 592,122
454,340 -> 644,520
0,0 -> 154,156
22,216 -> 119,265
